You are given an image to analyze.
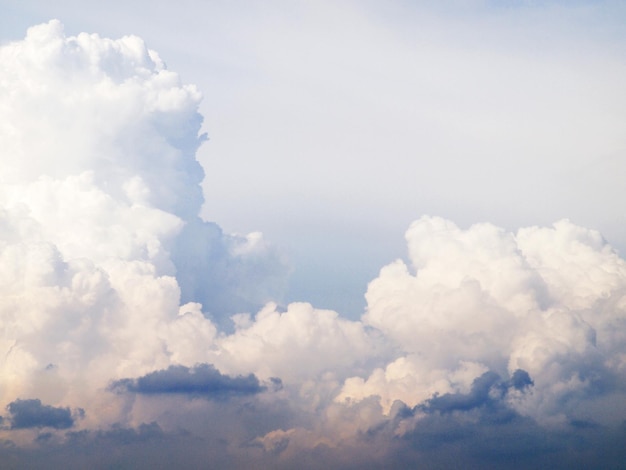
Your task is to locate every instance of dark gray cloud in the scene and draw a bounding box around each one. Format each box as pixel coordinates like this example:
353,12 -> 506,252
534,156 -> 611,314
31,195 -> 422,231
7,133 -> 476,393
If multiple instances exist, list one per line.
6,399 -> 82,430
348,370 -> 626,470
420,369 -> 532,416
391,412 -> 626,470
0,422 -> 233,470
390,375 -> 555,469
423,371 -> 505,414
509,369 -> 533,391
1,400 -> 626,470
110,363 -> 265,398
68,421 -> 166,446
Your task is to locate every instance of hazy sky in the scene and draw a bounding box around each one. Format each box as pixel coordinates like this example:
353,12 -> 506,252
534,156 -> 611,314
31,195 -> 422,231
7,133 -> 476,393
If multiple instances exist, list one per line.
1,1 -> 626,468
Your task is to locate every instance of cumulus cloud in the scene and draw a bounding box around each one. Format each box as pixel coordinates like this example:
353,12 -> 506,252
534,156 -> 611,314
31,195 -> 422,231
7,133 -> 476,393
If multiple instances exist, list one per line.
0,19 -> 289,421
2,19 -> 626,470
0,18 -> 288,320
213,301 -> 386,382
110,364 -> 266,398
337,216 -> 626,425
6,399 -> 82,430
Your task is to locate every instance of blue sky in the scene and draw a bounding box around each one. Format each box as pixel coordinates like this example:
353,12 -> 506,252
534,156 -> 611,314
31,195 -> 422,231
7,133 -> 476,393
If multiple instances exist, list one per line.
1,1 -> 626,468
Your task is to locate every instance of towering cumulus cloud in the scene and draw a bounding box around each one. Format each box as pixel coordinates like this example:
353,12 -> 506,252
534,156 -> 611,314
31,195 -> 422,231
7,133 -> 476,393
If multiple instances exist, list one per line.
0,19 -> 288,445
342,218 -> 626,416
1,21 -> 626,469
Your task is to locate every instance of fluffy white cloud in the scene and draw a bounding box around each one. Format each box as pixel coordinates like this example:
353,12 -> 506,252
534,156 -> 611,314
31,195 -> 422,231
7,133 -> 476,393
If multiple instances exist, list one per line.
0,20 -> 204,218
338,216 -> 626,427
0,20 -> 288,434
213,302 -> 384,383
2,19 -> 626,470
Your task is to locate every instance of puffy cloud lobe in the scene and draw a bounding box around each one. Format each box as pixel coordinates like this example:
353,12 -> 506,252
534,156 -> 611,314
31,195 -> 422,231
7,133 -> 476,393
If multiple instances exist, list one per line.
364,217 -> 546,368
6,399 -> 82,430
110,364 -> 265,398
0,20 -> 205,219
341,216 -> 626,426
213,302 -> 385,383
337,357 -> 490,413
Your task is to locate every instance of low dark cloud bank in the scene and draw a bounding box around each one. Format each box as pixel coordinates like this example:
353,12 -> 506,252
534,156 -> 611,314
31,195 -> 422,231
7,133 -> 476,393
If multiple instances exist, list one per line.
1,391 -> 626,470
110,364 -> 266,398
5,399 -> 82,430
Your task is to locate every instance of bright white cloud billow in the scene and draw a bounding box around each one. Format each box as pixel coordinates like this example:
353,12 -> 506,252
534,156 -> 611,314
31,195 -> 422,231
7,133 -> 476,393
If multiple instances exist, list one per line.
341,217 -> 626,422
0,19 -> 288,433
1,15 -> 626,470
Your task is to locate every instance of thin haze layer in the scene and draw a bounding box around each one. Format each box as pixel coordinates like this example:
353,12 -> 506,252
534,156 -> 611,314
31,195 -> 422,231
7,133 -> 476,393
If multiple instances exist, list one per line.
1,21 -> 626,469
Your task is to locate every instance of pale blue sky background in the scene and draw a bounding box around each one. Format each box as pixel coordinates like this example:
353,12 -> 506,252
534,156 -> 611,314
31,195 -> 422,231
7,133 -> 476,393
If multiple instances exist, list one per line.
2,0 -> 626,317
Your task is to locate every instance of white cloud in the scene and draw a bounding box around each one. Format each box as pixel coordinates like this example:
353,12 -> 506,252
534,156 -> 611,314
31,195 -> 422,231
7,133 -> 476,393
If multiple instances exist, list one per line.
2,15 -> 626,469
340,216 -> 626,427
0,20 -> 288,433
213,302 -> 384,383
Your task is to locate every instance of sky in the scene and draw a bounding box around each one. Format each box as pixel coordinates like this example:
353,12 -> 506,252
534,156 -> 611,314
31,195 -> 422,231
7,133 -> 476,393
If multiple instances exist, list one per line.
1,1 -> 626,468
